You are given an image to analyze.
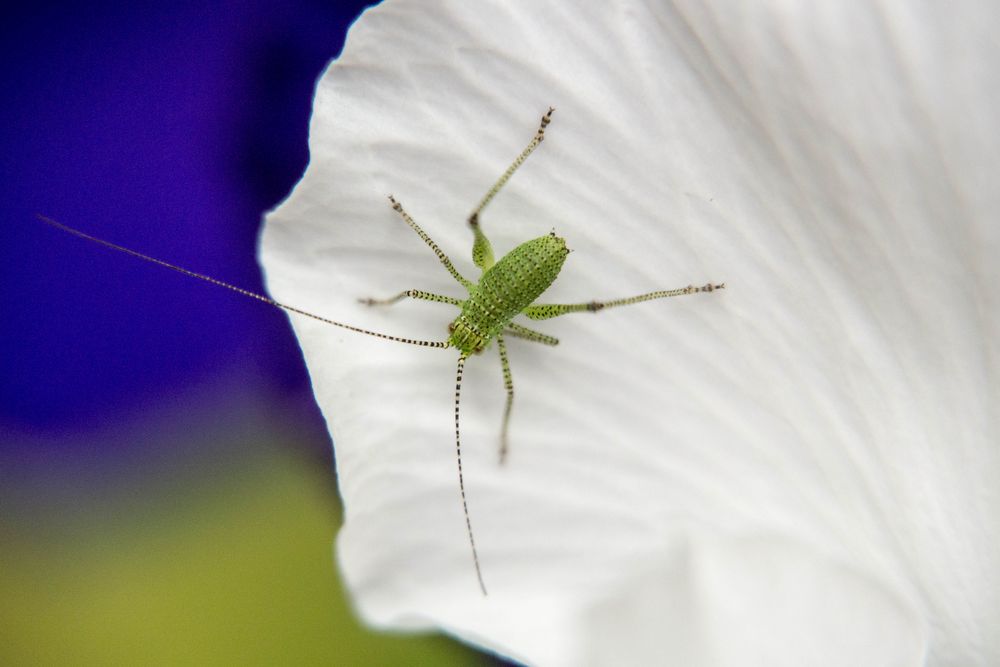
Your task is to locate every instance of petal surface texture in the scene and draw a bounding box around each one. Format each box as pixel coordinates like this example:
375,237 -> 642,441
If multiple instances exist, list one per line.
261,1 -> 999,665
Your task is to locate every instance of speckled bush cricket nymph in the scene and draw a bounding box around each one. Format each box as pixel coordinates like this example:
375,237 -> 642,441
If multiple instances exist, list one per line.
39,108 -> 725,595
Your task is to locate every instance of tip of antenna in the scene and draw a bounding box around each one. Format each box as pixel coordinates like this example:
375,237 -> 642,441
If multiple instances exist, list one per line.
36,214 -> 70,232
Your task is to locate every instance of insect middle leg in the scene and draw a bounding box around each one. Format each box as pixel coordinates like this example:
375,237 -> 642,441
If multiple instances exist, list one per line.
467,107 -> 555,272
358,289 -> 463,308
387,195 -> 474,291
522,283 -> 726,320
496,334 -> 515,465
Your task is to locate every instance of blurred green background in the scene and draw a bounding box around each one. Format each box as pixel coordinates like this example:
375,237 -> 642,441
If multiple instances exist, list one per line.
1,387 -> 486,665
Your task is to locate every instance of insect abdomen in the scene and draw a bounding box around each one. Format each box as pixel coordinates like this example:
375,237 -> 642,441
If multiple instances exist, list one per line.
450,234 -> 568,353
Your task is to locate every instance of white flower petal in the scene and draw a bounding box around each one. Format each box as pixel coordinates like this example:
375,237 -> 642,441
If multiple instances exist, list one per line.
262,1 -> 999,664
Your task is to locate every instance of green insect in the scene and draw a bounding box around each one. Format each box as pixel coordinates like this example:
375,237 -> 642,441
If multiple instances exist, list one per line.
39,108 -> 724,596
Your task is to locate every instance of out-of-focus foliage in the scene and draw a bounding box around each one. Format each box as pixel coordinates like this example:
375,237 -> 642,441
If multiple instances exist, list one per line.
0,431 -> 482,666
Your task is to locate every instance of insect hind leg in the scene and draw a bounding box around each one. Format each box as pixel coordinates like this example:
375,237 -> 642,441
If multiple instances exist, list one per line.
467,108 -> 555,272
523,283 -> 725,320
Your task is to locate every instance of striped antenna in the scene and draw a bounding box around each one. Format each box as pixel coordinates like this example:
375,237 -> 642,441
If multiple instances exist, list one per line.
36,215 -> 451,349
454,354 -> 487,595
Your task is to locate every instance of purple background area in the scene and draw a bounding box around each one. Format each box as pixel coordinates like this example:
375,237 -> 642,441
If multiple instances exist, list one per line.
0,7 -> 510,664
1,1 -> 373,456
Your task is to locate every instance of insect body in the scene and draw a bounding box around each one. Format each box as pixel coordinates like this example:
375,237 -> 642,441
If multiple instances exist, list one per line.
450,233 -> 568,354
39,108 -> 724,596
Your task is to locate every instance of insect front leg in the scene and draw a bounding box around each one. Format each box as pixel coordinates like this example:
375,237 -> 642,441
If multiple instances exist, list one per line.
467,107 -> 555,273
358,289 -> 463,308
522,283 -> 726,320
504,322 -> 559,346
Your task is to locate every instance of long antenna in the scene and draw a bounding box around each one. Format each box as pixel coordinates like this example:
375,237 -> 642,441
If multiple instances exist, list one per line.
455,354 -> 487,595
37,215 -> 451,349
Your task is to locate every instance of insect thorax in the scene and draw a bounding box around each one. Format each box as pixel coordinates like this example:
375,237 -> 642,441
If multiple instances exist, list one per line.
449,234 -> 568,355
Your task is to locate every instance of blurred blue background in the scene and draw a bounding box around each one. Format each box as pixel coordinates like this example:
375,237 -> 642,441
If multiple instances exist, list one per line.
0,2 -> 496,663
